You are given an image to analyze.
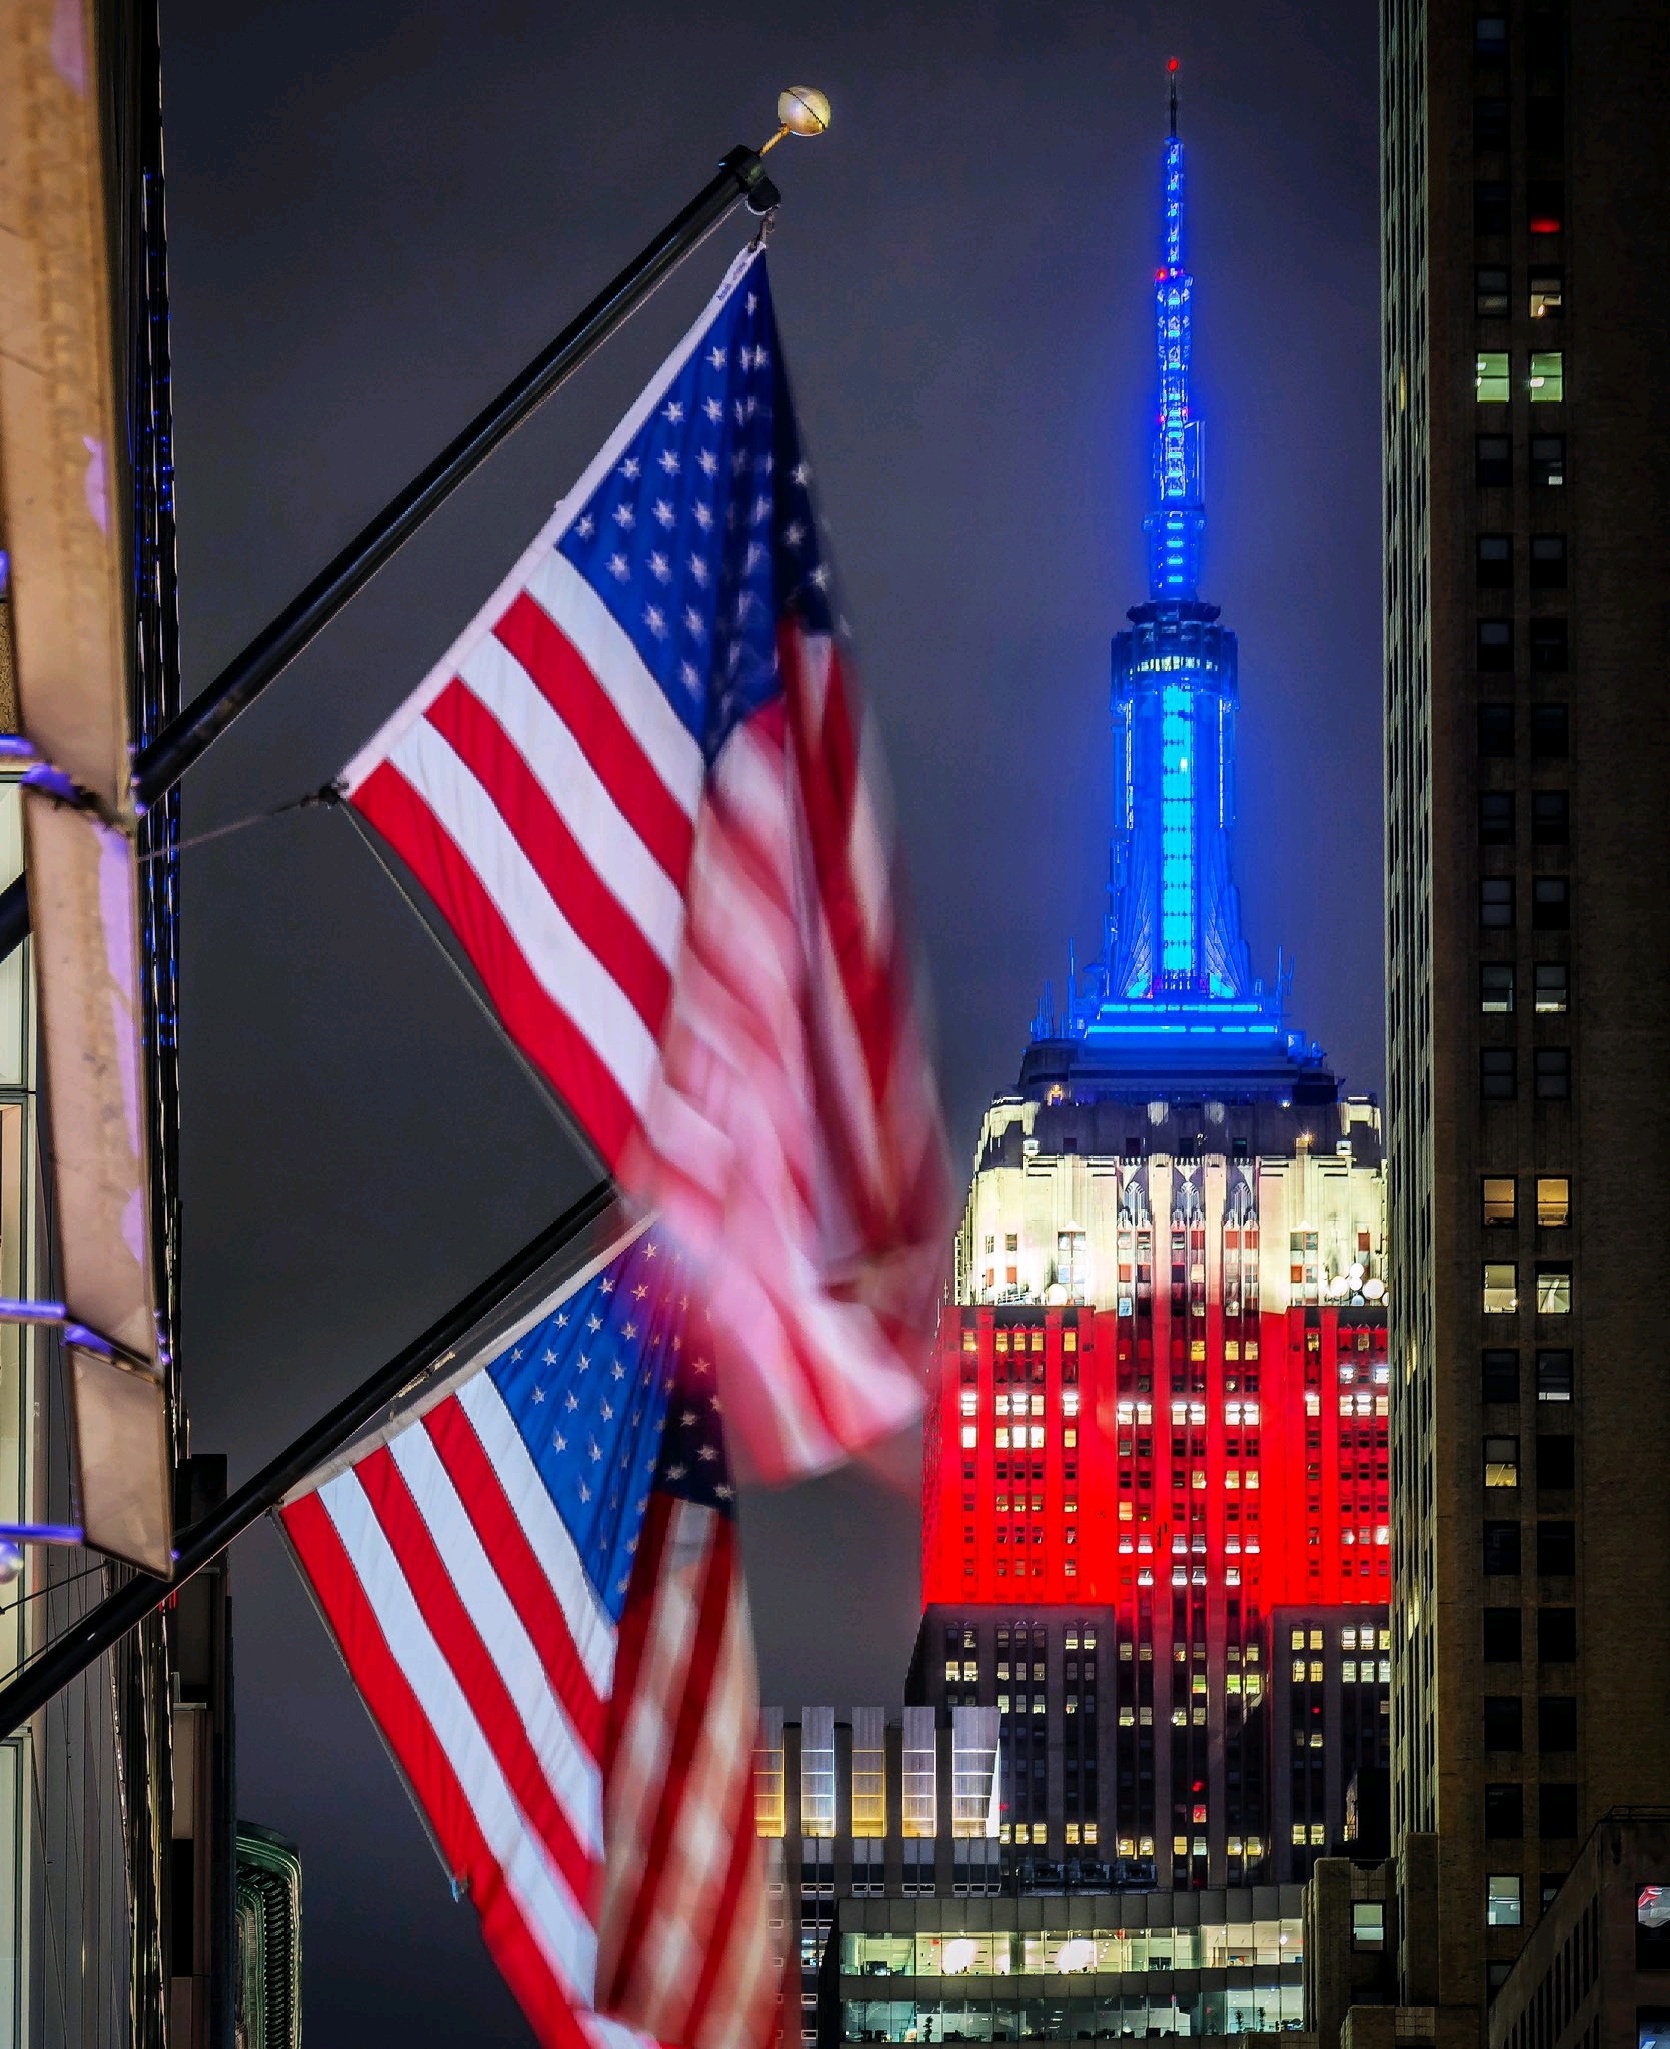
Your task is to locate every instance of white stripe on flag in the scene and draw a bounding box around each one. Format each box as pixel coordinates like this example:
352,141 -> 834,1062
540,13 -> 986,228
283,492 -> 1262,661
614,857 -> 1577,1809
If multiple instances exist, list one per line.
456,1375 -> 618,1698
453,631 -> 686,961
383,716 -> 660,1104
387,1426 -> 605,1849
318,1469 -> 600,2002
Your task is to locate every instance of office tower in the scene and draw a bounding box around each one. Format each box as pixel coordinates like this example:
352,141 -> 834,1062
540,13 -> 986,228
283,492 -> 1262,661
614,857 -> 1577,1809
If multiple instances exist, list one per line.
911,80 -> 1391,1894
1382,0 -> 1670,2022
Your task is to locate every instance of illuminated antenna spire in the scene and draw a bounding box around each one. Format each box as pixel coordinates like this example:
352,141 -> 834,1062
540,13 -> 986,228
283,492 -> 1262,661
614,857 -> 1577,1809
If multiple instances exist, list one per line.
1168,54 -> 1179,139
1144,58 -> 1205,599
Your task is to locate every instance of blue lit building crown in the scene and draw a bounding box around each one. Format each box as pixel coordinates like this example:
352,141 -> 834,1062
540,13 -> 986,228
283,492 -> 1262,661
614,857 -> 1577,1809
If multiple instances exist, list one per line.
1024,78 -> 1331,1104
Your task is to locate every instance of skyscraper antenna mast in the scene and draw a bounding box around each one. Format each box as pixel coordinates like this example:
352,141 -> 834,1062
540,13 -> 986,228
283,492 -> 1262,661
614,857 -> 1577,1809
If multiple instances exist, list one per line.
1168,56 -> 1179,138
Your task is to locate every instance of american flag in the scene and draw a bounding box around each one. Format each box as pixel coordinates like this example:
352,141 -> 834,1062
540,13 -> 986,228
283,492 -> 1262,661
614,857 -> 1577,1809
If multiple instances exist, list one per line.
279,1220 -> 776,2049
341,246 -> 950,1480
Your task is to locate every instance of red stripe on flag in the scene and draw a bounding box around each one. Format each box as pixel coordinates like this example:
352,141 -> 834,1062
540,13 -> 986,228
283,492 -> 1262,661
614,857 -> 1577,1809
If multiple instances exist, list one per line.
682,1730 -> 768,2045
424,676 -> 673,1037
495,591 -> 695,886
354,1445 -> 598,1909
351,758 -> 637,1169
280,1494 -> 595,2049
422,1397 -> 607,1761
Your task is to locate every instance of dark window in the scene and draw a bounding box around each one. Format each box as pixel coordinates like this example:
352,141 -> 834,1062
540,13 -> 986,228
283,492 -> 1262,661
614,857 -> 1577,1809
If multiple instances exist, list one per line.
1527,181 -> 1564,236
1528,268 -> 1564,320
1538,1607 -> 1577,1661
1475,182 -> 1511,235
1482,1349 -> 1520,1403
1484,1608 -> 1522,1661
1481,878 -> 1515,929
1539,1784 -> 1579,1839
1484,1521 -> 1522,1575
1474,97 -> 1509,148
1479,704 -> 1515,755
1479,791 -> 1515,844
1533,962 -> 1568,1012
1531,790 -> 1568,844
1536,1350 -> 1573,1402
1485,1783 -> 1524,1837
1530,703 -> 1569,757
1530,534 -> 1567,586
1531,876 -> 1569,930
1481,1048 -> 1518,1101
1534,1050 -> 1570,1100
1476,266 -> 1511,317
1477,434 -> 1513,486
1537,1521 -> 1576,1576
1530,618 -> 1569,671
1538,1696 -> 1577,1750
1477,534 -> 1513,587
1475,15 -> 1507,54
1481,962 -> 1515,1013
1525,100 -> 1563,156
1530,435 -> 1565,487
1483,1696 -> 1522,1749
1536,1436 -> 1575,1490
1478,620 -> 1515,671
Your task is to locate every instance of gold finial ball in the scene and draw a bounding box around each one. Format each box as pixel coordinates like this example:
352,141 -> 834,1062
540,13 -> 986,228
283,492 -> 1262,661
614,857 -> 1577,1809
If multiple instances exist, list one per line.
777,86 -> 832,137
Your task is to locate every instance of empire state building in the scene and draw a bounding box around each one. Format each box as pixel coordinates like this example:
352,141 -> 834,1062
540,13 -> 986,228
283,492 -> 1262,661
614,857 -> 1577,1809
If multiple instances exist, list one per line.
913,78 -> 1393,1892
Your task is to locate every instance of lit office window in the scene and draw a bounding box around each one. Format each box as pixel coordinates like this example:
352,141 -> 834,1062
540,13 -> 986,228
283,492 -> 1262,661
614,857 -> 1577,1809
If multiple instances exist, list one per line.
1481,963 -> 1515,1014
1536,1264 -> 1572,1315
1482,1177 -> 1516,1226
1536,1178 -> 1571,1228
1483,1263 -> 1518,1315
1529,271 -> 1563,320
850,1705 -> 887,1838
1487,1874 -> 1523,1927
754,1706 -> 786,1837
901,1705 -> 936,1839
1528,351 -> 1564,401
1534,963 -> 1569,1014
1476,352 -> 1511,402
1484,1436 -> 1520,1488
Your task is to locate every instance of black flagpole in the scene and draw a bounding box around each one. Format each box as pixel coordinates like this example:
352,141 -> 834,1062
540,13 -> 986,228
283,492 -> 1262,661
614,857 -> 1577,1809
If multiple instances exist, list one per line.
0,140 -> 779,962
0,1180 -> 616,1742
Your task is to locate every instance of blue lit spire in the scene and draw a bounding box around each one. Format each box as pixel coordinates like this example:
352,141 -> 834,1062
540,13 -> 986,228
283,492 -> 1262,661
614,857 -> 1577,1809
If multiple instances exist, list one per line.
1021,66 -> 1330,1098
1145,60 -> 1205,601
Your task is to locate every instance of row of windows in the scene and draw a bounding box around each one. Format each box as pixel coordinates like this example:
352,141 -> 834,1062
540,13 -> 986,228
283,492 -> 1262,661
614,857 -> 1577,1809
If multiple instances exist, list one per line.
1476,617 -> 1568,669
1480,874 -> 1570,926
1484,1694 -> 1577,1751
1483,1522 -> 1578,1579
1483,1348 -> 1572,1403
1480,961 -> 1565,1012
1480,1047 -> 1570,1100
1480,788 -> 1567,842
1484,1781 -> 1581,1840
1481,1262 -> 1571,1314
1477,350 -> 1564,402
1482,1435 -> 1575,1489
1483,1606 -> 1575,1663
1475,266 -> 1563,321
1477,702 -> 1567,756
1476,430 -> 1565,490
1477,533 -> 1565,587
1482,1176 -> 1569,1227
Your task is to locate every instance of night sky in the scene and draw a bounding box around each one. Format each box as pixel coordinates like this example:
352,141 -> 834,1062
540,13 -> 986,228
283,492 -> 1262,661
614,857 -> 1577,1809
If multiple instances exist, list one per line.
155,2 -> 1380,2038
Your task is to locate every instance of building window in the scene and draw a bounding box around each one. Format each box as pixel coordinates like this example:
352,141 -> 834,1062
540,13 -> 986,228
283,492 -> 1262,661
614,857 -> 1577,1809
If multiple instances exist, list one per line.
1480,877 -> 1514,928
1535,1178 -> 1570,1228
1476,534 -> 1513,587
1533,962 -> 1568,1013
1536,1435 -> 1575,1491
1352,1903 -> 1386,1951
1530,434 -> 1565,487
1482,1264 -> 1518,1316
1475,15 -> 1507,53
1531,789 -> 1568,843
1484,1783 -> 1523,1837
1475,349 -> 1511,401
1538,1521 -> 1577,1576
1487,1875 -> 1523,1927
1530,703 -> 1569,758
1479,791 -> 1514,844
1530,618 -> 1569,671
1482,1349 -> 1520,1403
1536,1349 -> 1573,1402
1527,184 -> 1563,238
1535,1263 -> 1572,1314
1474,95 -> 1509,148
1482,1177 -> 1516,1227
1529,270 -> 1563,320
1481,1049 -> 1517,1101
1476,620 -> 1513,671
1478,703 -> 1515,755
1540,1785 -> 1579,1840
1484,1608 -> 1522,1661
1481,963 -> 1515,1014
1528,351 -> 1564,401
1538,1696 -> 1577,1751
1476,265 -> 1510,316
1530,534 -> 1567,587
1483,1696 -> 1523,1750
1477,434 -> 1512,486
1538,1606 -> 1577,1660
1533,1051 -> 1570,1101
1483,1522 -> 1521,1576
1484,1435 -> 1520,1486
1474,189 -> 1511,241
1531,876 -> 1569,929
